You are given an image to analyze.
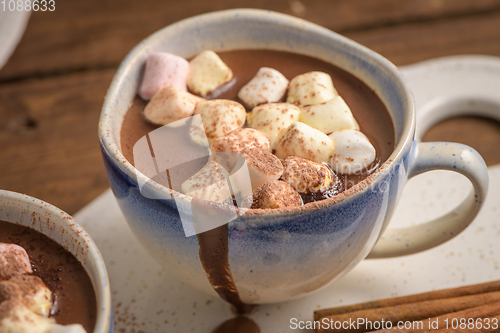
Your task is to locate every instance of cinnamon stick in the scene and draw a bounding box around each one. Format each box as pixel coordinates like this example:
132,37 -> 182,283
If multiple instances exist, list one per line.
314,280 -> 500,321
371,302 -> 500,333
315,292 -> 500,333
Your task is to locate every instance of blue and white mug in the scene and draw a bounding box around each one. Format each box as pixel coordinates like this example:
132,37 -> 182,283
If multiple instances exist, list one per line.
99,9 -> 488,304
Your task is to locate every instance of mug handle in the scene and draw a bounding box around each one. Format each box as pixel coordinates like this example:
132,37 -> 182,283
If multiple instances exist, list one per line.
367,141 -> 489,258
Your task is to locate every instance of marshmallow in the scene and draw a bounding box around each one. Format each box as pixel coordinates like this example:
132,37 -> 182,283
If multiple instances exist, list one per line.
281,156 -> 336,193
211,128 -> 271,154
300,95 -> 359,134
181,161 -> 232,203
0,300 -> 54,333
187,180 -> 232,204
187,50 -> 233,97
0,280 -> 19,304
329,129 -> 376,175
240,148 -> 283,191
250,180 -> 303,209
139,52 -> 190,100
0,243 -> 32,280
143,86 -> 203,125
193,100 -> 246,140
237,67 -> 289,108
246,103 -> 301,149
211,128 -> 271,172
275,122 -> 335,164
6,275 -> 52,317
287,71 -> 338,106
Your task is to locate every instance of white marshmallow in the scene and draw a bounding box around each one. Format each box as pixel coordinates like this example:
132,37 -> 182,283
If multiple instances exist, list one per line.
329,129 -> 376,175
187,180 -> 232,204
181,161 -> 232,203
250,180 -> 303,209
287,71 -> 338,106
143,86 -> 203,125
211,128 -> 271,172
0,300 -> 54,333
193,100 -> 246,140
139,52 -> 190,100
275,122 -> 335,164
246,103 -> 301,149
237,67 -> 289,108
0,243 -> 32,280
211,128 -> 271,154
187,50 -> 233,97
300,95 -> 359,134
240,148 -> 283,191
281,156 -> 336,193
2,275 -> 52,317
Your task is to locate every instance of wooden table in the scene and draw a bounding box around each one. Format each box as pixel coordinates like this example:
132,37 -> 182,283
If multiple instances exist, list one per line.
1,0 -> 500,215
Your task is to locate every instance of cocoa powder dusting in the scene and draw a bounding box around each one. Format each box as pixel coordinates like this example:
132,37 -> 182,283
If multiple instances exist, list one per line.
251,180 -> 303,209
0,280 -> 21,303
241,147 -> 283,176
9,275 -> 46,300
0,248 -> 31,280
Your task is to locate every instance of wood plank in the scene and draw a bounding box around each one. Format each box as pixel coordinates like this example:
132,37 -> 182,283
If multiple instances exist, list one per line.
0,70 -> 114,214
346,9 -> 500,66
1,0 -> 500,80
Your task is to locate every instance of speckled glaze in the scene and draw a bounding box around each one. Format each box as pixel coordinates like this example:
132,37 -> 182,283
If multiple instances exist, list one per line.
0,190 -> 113,333
98,9 -> 489,303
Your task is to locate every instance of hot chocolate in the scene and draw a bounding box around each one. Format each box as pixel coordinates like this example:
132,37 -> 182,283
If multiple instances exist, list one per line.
0,221 -> 97,332
120,50 -> 395,204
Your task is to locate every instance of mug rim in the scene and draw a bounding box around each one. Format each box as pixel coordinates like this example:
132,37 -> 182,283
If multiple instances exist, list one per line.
98,8 -> 416,217
0,189 -> 112,333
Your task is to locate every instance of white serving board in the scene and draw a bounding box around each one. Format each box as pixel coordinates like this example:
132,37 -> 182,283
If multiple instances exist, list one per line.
75,55 -> 500,333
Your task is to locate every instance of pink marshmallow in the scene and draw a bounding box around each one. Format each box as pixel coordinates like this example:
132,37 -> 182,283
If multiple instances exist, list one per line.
139,52 -> 190,100
0,243 -> 33,280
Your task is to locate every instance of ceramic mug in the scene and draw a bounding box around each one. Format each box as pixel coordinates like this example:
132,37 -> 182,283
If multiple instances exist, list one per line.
0,190 -> 113,333
98,9 -> 488,304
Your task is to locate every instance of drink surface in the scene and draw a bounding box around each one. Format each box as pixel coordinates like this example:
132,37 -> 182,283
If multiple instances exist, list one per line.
0,220 -> 97,332
120,49 -> 395,203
